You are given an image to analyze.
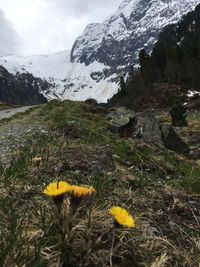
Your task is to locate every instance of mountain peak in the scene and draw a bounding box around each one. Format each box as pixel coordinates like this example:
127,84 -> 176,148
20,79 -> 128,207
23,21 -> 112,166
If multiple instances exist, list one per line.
117,0 -> 139,17
71,0 -> 200,67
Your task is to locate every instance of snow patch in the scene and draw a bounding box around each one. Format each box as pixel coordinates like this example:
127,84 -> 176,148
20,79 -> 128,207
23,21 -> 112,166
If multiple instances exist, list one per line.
187,90 -> 200,97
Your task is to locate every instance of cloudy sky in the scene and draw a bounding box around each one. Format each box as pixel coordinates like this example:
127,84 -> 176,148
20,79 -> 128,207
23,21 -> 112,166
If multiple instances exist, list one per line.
0,0 -> 122,56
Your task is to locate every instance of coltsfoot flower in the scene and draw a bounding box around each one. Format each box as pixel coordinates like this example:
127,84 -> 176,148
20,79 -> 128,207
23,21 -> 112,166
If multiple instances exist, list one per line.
110,206 -> 135,228
43,181 -> 71,205
68,185 -> 96,211
69,185 -> 96,198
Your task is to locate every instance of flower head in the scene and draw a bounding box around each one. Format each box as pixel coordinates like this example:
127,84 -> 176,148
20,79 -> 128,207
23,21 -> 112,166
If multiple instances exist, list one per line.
69,185 -> 96,198
110,206 -> 135,228
43,181 -> 71,205
68,185 -> 96,212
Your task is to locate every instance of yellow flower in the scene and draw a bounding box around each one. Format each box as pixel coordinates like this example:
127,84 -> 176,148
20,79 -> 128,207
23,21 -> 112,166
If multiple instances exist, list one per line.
69,185 -> 96,198
43,181 -> 71,205
68,185 -> 96,212
110,206 -> 135,228
44,181 -> 71,197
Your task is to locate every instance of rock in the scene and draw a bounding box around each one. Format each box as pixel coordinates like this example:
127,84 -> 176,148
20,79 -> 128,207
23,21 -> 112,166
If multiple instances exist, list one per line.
132,112 -> 164,147
106,107 -> 135,133
121,160 -> 133,167
160,123 -> 190,155
107,107 -> 190,155
107,109 -> 164,146
84,98 -> 98,106
112,154 -> 121,161
169,221 -> 178,231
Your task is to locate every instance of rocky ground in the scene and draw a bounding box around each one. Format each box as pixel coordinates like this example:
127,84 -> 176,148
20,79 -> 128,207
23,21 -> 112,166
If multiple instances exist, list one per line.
0,106 -> 47,166
0,106 -> 33,119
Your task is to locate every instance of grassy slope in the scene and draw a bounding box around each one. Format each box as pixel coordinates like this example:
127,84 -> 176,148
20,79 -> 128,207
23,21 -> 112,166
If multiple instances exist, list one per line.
0,103 -> 18,111
0,100 -> 200,267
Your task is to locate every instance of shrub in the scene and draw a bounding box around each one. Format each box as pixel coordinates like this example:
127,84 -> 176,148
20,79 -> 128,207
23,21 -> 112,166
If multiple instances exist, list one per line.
170,102 -> 187,126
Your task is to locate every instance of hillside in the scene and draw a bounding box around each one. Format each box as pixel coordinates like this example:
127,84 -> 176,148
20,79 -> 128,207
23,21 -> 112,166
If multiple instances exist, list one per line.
0,100 -> 200,266
72,0 -> 200,69
109,3 -> 200,110
0,66 -> 47,105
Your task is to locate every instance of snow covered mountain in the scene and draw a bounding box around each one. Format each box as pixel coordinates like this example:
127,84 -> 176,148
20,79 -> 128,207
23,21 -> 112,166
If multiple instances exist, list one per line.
71,0 -> 200,69
0,51 -> 116,102
0,65 -> 47,105
0,0 -> 200,103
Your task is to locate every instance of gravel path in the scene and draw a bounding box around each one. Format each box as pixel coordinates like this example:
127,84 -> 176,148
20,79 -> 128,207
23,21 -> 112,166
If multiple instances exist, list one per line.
0,106 -> 47,167
0,106 -> 34,120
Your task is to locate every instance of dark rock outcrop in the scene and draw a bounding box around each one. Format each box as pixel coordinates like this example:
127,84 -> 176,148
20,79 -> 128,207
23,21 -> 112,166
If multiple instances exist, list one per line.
160,123 -> 190,155
0,66 -> 48,105
107,107 -> 190,155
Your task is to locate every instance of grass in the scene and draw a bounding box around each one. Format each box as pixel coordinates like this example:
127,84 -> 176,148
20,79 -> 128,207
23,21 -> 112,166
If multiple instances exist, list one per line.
0,100 -> 200,266
171,161 -> 200,193
0,103 -> 18,111
0,106 -> 40,124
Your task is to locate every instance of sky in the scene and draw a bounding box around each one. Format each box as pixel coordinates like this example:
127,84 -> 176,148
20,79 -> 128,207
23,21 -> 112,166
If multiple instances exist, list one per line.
0,0 -> 122,56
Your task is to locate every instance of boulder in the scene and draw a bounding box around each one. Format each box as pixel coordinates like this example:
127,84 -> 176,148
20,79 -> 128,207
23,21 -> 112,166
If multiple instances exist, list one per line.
106,107 -> 135,133
107,107 -> 190,155
132,112 -> 163,147
160,123 -> 190,155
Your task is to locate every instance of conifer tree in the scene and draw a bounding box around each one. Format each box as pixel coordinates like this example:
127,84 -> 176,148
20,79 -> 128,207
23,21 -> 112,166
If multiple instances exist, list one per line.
119,76 -> 126,96
170,102 -> 187,127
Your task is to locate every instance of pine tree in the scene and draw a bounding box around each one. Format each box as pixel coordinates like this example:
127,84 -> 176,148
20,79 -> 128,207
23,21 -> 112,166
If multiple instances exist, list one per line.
119,76 -> 126,96
170,102 -> 187,127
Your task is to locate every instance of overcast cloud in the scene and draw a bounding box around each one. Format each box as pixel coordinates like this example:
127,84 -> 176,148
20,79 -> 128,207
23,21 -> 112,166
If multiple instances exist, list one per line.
0,8 -> 20,56
0,0 -> 122,56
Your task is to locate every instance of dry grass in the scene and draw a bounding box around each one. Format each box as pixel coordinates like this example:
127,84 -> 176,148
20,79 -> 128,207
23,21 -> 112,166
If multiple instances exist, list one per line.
1,167 -> 200,267
0,101 -> 200,266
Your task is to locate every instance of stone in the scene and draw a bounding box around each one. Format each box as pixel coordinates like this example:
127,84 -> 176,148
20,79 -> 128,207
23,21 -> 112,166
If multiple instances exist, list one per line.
132,112 -> 164,147
107,107 -> 190,155
106,107 -> 135,133
160,123 -> 190,155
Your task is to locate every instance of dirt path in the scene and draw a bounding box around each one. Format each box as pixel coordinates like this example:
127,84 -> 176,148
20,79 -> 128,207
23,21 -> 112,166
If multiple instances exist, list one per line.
0,106 -> 34,120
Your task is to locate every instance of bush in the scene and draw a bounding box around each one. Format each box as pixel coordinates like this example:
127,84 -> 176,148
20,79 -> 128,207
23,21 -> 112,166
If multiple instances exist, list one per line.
170,102 -> 187,126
